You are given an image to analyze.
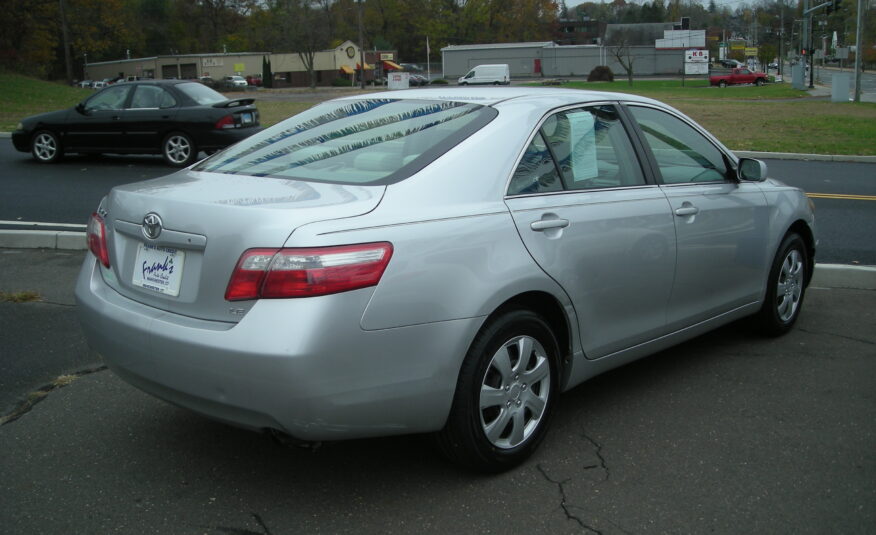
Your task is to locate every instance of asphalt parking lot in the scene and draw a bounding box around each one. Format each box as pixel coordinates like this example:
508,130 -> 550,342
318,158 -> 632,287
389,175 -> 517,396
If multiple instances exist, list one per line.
0,249 -> 874,534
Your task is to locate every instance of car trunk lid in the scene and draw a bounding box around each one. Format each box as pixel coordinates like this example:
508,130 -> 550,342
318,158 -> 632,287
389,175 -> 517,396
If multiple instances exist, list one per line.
99,169 -> 385,322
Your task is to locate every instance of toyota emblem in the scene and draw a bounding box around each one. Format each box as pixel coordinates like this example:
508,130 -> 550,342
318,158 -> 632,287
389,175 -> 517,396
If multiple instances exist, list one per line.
142,213 -> 163,240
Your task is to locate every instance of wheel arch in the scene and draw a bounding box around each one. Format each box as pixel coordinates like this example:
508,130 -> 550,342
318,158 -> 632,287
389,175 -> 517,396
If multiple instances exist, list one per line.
787,219 -> 816,286
478,290 -> 573,388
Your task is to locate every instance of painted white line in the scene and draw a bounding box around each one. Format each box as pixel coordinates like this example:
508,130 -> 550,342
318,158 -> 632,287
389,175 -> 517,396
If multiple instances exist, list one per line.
0,220 -> 86,230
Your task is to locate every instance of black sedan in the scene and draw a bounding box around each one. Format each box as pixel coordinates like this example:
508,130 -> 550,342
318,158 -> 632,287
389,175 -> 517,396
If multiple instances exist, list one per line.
12,80 -> 261,167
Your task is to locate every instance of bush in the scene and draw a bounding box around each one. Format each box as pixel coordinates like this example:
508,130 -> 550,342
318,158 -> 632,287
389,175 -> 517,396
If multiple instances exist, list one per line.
331,77 -> 353,87
587,66 -> 614,82
429,78 -> 449,85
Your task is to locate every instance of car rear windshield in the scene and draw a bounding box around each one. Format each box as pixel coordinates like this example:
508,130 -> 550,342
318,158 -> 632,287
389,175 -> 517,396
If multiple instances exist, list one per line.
176,82 -> 227,105
192,98 -> 497,185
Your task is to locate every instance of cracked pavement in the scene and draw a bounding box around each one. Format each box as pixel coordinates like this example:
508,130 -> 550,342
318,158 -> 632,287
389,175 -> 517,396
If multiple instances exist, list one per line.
1,249 -> 874,534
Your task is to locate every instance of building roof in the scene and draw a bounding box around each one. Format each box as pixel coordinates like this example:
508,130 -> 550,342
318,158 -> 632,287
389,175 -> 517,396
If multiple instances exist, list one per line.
441,42 -> 556,52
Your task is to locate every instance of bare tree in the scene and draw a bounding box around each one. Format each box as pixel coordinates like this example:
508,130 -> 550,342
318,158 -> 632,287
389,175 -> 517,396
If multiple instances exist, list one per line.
606,27 -> 641,86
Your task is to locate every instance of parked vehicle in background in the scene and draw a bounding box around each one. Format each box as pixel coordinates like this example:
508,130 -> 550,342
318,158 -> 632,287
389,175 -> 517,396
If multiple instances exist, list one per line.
709,68 -> 768,87
75,87 -> 815,472
199,76 -> 218,89
718,59 -> 745,69
12,79 -> 261,167
458,64 -> 510,85
408,74 -> 429,86
245,75 -> 263,87
77,80 -> 93,88
221,75 -> 248,90
91,81 -> 107,89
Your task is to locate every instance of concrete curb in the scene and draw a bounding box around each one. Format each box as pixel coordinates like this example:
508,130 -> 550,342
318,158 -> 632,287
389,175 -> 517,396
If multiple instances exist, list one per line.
810,264 -> 876,290
734,151 -> 876,163
0,230 -> 87,250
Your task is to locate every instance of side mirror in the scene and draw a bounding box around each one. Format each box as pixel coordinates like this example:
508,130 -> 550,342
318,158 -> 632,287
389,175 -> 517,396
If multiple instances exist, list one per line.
76,102 -> 88,115
738,158 -> 768,182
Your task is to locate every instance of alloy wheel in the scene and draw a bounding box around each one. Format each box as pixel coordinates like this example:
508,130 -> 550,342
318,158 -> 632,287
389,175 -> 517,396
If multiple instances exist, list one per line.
776,248 -> 804,322
165,135 -> 192,165
33,133 -> 58,161
479,335 -> 551,449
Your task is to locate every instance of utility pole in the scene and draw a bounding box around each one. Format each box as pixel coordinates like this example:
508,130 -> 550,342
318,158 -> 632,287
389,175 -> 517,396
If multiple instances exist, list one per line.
358,0 -> 365,89
779,0 -> 784,76
853,0 -> 863,101
59,0 -> 73,84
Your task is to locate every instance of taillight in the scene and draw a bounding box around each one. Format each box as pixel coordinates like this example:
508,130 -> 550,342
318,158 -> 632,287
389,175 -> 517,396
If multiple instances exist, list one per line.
87,212 -> 110,268
225,242 -> 393,301
214,114 -> 235,129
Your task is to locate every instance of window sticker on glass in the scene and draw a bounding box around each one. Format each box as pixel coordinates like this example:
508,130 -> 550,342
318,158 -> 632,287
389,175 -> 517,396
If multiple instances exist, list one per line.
567,111 -> 598,182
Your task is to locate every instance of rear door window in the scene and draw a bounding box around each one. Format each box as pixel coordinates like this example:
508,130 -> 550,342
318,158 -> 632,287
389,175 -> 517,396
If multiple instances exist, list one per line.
508,104 -> 645,195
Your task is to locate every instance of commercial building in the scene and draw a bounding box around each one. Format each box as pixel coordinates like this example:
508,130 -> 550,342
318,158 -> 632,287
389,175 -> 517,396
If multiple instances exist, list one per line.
441,24 -> 707,80
84,41 -> 402,87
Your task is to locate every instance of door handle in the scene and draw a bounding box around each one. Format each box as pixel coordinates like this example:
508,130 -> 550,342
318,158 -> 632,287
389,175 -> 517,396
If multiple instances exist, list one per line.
531,218 -> 569,231
674,205 -> 699,217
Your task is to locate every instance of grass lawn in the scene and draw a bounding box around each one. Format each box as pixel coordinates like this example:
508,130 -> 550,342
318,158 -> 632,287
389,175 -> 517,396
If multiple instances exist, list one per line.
3,73 -> 875,155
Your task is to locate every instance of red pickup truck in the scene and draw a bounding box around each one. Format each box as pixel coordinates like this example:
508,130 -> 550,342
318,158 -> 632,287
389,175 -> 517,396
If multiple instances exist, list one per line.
709,68 -> 768,87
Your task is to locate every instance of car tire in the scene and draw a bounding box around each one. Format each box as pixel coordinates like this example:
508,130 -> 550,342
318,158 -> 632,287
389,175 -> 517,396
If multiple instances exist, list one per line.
460,82 -> 468,86
436,308 -> 560,472
31,130 -> 63,163
755,78 -> 765,86
719,80 -> 727,88
162,132 -> 197,167
755,232 -> 809,336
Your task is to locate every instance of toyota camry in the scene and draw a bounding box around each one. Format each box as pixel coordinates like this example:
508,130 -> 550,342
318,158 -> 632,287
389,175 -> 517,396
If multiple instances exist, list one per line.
75,88 -> 816,471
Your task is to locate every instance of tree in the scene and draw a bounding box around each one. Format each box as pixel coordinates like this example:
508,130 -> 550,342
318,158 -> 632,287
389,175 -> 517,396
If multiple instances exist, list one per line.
606,27 -> 641,86
267,0 -> 332,88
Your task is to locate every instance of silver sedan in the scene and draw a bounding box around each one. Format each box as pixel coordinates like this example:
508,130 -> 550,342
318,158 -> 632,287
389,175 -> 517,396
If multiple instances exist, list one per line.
76,87 -> 816,472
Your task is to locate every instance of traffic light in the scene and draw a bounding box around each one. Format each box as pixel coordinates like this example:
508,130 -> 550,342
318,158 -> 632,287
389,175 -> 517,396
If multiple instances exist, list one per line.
827,0 -> 842,14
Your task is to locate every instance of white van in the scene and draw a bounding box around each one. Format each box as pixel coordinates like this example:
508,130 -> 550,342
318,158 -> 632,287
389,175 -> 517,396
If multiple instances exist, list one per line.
458,64 -> 510,85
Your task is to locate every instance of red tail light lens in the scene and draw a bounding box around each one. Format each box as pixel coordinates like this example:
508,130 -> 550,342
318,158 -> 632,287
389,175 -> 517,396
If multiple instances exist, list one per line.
87,212 -> 110,268
214,114 -> 235,129
225,243 -> 393,301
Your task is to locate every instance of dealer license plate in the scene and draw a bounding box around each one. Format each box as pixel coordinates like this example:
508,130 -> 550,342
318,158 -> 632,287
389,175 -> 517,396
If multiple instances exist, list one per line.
132,243 -> 185,297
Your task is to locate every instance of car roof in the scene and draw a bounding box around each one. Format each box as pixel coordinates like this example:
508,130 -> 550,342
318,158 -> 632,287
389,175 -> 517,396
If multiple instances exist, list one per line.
114,79 -> 189,86
333,87 -> 664,109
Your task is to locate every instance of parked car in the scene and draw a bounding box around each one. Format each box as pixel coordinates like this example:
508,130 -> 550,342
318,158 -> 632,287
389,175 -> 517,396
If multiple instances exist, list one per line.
75,88 -> 815,472
718,59 -> 745,69
91,81 -> 107,89
199,76 -> 218,89
221,75 -> 248,90
11,79 -> 261,167
76,80 -> 93,88
245,75 -> 263,87
709,68 -> 768,87
408,74 -> 429,86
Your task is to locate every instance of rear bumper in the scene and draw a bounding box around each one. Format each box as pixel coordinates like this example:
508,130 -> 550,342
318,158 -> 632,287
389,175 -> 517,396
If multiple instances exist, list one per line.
75,256 -> 481,441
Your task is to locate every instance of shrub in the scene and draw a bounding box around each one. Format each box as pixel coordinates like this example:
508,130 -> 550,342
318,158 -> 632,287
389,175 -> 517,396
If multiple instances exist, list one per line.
331,78 -> 353,87
429,78 -> 449,85
587,66 -> 614,82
